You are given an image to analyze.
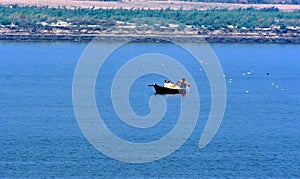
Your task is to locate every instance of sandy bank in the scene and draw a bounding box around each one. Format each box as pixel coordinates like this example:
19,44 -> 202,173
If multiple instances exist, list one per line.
1,33 -> 299,43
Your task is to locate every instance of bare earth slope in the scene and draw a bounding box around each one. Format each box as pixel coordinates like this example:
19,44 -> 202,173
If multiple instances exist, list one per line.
0,0 -> 300,12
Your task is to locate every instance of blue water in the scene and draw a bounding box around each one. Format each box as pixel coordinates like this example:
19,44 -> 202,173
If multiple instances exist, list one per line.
0,42 -> 299,177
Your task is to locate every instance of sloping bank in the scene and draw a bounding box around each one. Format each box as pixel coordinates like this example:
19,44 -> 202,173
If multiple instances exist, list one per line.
0,34 -> 299,43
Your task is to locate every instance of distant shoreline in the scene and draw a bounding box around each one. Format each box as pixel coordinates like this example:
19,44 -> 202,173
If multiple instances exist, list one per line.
0,34 -> 299,44
0,4 -> 299,44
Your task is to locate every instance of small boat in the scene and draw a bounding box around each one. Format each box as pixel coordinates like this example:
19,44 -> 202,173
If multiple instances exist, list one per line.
149,83 -> 187,95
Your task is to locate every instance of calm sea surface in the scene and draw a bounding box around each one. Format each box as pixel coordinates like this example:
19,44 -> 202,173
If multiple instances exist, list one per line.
0,42 -> 299,177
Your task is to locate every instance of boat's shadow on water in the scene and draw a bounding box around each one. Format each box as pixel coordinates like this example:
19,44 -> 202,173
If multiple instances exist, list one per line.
153,93 -> 189,97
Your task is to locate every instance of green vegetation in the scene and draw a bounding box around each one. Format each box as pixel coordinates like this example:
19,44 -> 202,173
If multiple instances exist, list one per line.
0,5 -> 300,30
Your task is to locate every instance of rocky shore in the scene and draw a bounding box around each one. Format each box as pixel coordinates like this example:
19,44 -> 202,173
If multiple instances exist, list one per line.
1,26 -> 299,43
1,19 -> 299,43
1,33 -> 299,43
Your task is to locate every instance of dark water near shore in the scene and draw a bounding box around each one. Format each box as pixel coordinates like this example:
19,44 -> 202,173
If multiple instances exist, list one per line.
0,42 -> 299,177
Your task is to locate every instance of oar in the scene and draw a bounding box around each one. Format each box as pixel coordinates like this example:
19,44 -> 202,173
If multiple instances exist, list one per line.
148,83 -> 156,87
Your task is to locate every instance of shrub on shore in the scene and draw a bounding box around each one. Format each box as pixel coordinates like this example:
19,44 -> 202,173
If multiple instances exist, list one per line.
0,5 -> 299,31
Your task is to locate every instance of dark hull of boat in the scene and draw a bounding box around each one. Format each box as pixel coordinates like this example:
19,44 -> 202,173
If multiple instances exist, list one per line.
150,84 -> 186,95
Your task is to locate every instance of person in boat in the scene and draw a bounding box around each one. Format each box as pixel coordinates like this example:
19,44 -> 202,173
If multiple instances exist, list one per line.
164,80 -> 177,89
178,78 -> 190,88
